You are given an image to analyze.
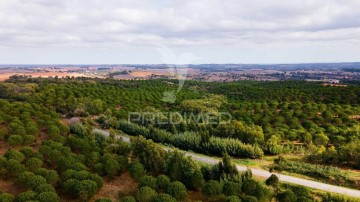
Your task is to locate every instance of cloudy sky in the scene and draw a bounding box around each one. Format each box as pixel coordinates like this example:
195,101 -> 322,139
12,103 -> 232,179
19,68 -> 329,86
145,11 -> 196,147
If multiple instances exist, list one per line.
0,0 -> 359,64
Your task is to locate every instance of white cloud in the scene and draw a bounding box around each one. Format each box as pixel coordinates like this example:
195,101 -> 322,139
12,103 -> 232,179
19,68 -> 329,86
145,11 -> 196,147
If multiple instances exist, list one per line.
0,0 -> 359,63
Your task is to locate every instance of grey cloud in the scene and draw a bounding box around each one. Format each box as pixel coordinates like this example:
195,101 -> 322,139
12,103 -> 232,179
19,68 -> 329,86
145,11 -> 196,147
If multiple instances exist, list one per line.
0,0 -> 359,48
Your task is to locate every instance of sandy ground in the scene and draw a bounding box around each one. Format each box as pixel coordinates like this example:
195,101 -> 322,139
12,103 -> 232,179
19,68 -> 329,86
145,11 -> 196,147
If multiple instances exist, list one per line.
129,69 -> 170,77
91,172 -> 138,201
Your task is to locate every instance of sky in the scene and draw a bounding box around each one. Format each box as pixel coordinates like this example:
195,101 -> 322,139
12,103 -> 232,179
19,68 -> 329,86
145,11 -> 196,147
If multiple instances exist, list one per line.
0,0 -> 360,64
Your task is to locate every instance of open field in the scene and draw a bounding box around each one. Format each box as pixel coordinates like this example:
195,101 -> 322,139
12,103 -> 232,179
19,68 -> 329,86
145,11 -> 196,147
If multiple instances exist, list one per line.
0,72 -> 88,81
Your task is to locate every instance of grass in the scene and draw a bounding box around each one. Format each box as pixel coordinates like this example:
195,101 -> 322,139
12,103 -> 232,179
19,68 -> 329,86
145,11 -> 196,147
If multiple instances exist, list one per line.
271,158 -> 360,190
233,159 -> 257,166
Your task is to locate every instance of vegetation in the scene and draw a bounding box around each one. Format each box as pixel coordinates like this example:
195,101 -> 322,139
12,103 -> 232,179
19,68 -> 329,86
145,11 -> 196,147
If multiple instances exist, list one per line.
271,156 -> 357,188
1,77 -> 360,201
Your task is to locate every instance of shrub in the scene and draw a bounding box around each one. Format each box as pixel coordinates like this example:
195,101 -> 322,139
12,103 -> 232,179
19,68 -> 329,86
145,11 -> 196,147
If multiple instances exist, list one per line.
25,158 -> 43,172
121,196 -> 136,202
136,186 -> 157,202
95,198 -> 112,202
8,135 -> 24,146
156,175 -> 171,191
166,181 -> 187,200
226,196 -> 242,202
242,196 -> 258,202
23,135 -> 36,145
26,175 -> 47,190
36,192 -> 60,202
5,160 -> 26,176
321,193 -> 360,202
164,150 -> 204,189
15,190 -> 37,202
35,184 -> 56,193
277,190 -> 297,202
242,179 -> 272,202
153,194 -> 176,202
128,160 -> 146,181
4,149 -> 25,162
223,181 -> 242,196
62,179 -> 79,195
89,174 -> 104,189
20,147 -> 34,158
265,174 -> 279,187
203,180 -> 223,197
103,154 -> 121,177
139,176 -> 157,190
74,180 -> 98,201
35,168 -> 59,185
0,193 -> 14,202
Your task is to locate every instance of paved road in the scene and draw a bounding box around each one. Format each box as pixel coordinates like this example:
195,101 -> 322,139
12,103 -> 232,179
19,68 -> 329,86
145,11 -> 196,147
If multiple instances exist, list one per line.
93,129 -> 360,198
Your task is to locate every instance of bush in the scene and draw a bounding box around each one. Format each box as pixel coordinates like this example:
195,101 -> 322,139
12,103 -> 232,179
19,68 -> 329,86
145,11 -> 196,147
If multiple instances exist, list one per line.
62,179 -> 79,195
166,181 -> 187,200
321,193 -> 360,202
283,184 -> 312,200
129,160 -> 146,181
25,158 -> 43,172
223,181 -> 242,196
277,190 -> 297,202
164,150 -> 204,189
226,196 -> 242,202
153,194 -> 176,202
35,168 -> 59,185
17,172 -> 35,185
35,184 -> 56,193
8,135 -> 24,146
75,180 -> 98,201
121,196 -> 136,202
242,196 -> 258,202
19,147 -> 34,158
265,174 -> 279,187
139,176 -> 157,190
203,180 -> 223,197
103,154 -> 121,177
4,149 -> 25,162
95,198 -> 112,202
0,193 -> 14,202
89,174 -> 104,189
297,197 -> 313,202
242,179 -> 272,202
36,192 -> 60,202
15,190 -> 37,202
5,159 -> 26,176
26,175 -> 47,190
136,186 -> 157,202
156,175 -> 171,191
23,135 -> 36,145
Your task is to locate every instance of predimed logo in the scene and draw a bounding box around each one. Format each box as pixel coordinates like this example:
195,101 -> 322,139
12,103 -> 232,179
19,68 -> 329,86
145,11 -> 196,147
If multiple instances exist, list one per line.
156,46 -> 199,103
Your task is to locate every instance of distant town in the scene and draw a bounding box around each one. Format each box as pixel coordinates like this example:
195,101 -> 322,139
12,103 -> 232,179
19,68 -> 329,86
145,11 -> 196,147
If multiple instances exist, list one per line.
1,63 -> 360,83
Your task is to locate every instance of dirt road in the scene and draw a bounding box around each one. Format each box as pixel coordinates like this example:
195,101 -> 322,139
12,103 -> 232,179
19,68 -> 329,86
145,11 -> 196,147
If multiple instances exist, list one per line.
93,129 -> 360,198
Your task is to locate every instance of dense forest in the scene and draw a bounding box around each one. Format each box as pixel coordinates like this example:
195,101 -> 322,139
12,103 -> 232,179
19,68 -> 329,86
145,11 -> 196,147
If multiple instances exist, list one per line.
1,76 -> 360,201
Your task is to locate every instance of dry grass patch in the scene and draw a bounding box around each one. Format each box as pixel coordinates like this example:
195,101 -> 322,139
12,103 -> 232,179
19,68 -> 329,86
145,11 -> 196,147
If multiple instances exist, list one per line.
92,172 -> 138,201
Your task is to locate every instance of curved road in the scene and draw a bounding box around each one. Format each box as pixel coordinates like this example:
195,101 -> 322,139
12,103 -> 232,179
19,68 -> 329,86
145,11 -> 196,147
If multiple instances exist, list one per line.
94,129 -> 360,198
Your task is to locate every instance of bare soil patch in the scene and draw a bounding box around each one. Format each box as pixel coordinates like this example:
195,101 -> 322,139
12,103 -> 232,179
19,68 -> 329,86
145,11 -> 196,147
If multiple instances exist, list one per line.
92,172 -> 138,201
0,140 -> 9,156
0,179 -> 26,196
